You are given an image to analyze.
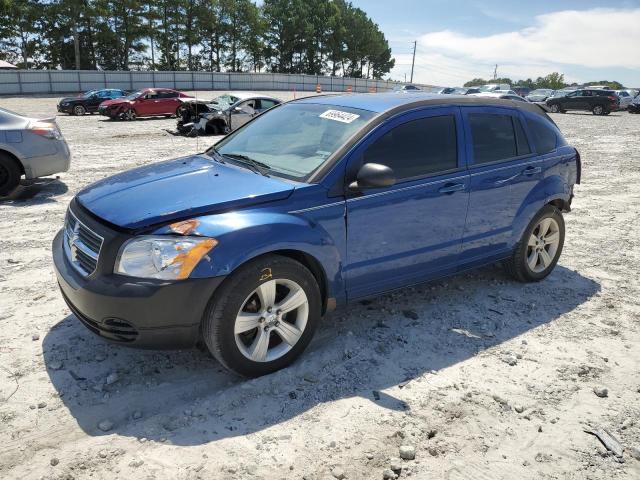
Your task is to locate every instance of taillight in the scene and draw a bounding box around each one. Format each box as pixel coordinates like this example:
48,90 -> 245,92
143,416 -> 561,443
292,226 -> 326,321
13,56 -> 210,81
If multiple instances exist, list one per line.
607,96 -> 618,103
575,149 -> 581,184
29,121 -> 62,140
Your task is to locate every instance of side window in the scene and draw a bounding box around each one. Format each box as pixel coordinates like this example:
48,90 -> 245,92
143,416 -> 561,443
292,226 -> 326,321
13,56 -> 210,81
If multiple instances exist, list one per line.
363,115 -> 458,181
97,91 -> 110,99
158,91 -> 178,99
259,99 -> 278,110
527,117 -> 558,154
468,113 -> 518,164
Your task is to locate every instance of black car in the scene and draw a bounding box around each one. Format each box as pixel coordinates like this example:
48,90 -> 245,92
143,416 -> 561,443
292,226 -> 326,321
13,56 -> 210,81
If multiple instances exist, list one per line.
57,89 -> 127,116
546,89 -> 620,115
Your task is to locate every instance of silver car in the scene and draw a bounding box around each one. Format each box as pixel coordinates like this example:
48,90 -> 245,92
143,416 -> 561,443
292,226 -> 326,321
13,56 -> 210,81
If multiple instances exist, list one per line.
0,107 -> 71,196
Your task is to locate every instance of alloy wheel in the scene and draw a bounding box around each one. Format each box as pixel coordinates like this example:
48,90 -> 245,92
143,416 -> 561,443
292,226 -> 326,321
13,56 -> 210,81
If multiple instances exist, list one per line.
122,109 -> 136,121
526,217 -> 560,273
234,279 -> 309,363
550,104 -> 560,113
593,105 -> 603,115
73,105 -> 85,115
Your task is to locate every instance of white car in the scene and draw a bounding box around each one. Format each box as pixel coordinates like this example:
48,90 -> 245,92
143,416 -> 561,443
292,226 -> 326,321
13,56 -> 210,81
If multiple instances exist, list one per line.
615,90 -> 634,110
0,107 -> 71,196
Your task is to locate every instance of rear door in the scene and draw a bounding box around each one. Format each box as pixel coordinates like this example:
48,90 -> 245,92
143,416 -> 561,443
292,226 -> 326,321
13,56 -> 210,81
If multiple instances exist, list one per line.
345,107 -> 470,298
458,107 -> 541,266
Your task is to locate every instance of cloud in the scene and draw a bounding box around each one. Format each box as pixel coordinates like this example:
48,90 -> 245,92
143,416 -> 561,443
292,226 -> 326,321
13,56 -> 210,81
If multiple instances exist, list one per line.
392,8 -> 640,86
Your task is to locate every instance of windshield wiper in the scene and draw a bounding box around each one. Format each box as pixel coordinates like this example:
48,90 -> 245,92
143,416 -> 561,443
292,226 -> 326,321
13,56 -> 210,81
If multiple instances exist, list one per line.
204,146 -> 226,164
222,153 -> 271,176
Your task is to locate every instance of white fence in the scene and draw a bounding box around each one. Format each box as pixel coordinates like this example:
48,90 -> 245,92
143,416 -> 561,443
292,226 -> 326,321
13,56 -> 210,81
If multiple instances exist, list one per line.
0,70 -> 421,95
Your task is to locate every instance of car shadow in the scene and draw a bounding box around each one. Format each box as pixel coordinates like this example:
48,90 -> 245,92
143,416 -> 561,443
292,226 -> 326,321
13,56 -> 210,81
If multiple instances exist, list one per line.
0,177 -> 68,204
43,264 -> 599,446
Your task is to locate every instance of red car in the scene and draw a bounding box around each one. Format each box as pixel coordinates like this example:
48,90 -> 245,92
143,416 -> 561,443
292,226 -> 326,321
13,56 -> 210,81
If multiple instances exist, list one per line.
97,88 -> 191,120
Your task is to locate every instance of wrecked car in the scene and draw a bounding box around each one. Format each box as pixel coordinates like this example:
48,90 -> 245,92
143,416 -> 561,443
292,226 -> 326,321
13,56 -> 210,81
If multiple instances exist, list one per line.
98,88 -> 191,120
176,92 -> 281,136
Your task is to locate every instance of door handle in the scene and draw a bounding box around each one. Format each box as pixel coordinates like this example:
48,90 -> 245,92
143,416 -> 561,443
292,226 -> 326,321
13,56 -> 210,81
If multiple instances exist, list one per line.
439,183 -> 466,194
522,166 -> 542,176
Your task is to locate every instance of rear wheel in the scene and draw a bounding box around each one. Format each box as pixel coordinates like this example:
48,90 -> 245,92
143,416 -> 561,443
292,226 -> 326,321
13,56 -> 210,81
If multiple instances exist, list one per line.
592,105 -> 606,115
72,104 -> 86,116
0,153 -> 22,196
504,205 -> 565,282
202,254 -> 321,377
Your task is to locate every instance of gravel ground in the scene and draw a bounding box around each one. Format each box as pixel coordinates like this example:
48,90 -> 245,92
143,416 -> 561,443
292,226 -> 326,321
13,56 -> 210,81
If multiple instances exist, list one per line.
1,93 -> 639,480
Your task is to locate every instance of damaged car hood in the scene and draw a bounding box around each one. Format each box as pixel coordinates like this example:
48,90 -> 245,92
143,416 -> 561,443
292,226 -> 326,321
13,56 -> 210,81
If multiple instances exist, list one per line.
76,155 -> 296,230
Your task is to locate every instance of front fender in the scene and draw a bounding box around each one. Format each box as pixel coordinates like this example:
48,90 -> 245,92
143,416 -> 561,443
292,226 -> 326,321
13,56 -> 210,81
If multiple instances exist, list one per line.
151,210 -> 345,302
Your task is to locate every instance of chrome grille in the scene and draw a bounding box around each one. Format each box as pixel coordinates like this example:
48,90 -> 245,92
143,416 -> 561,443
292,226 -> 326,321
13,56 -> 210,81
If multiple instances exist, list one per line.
63,209 -> 103,276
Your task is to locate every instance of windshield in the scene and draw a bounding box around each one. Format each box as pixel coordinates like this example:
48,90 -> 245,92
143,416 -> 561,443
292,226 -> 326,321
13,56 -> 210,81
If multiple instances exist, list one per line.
211,94 -> 239,109
211,103 -> 376,180
124,90 -> 143,100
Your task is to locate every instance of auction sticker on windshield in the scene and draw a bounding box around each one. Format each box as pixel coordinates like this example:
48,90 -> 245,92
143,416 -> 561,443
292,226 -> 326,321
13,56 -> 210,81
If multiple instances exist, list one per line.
320,109 -> 360,123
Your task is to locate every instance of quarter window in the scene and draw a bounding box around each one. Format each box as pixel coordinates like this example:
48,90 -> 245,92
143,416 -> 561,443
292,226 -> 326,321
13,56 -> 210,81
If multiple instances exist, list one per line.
469,113 -> 521,164
528,118 -> 558,154
363,115 -> 458,180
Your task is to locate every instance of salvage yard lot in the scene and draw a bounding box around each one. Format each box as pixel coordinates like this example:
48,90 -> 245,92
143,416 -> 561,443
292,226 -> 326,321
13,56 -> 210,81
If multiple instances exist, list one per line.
0,93 -> 639,479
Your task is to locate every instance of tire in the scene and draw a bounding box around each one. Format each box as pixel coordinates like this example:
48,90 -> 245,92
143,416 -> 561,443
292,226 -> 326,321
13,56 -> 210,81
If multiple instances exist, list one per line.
0,153 -> 22,196
72,104 -> 86,116
120,108 -> 136,121
504,205 -> 565,283
592,105 -> 605,116
202,254 -> 322,377
549,104 -> 560,113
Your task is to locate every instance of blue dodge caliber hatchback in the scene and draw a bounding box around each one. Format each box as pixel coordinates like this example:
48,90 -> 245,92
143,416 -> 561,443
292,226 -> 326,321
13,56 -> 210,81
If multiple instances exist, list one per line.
53,93 -> 580,377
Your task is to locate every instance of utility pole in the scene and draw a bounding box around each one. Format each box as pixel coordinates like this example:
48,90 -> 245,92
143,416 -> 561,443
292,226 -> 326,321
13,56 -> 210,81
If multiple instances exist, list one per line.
73,19 -> 81,70
493,64 -> 498,80
410,41 -> 417,83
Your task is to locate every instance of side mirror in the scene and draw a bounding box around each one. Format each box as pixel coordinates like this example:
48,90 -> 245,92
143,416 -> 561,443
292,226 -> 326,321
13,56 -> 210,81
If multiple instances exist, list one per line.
348,163 -> 395,191
233,106 -> 243,113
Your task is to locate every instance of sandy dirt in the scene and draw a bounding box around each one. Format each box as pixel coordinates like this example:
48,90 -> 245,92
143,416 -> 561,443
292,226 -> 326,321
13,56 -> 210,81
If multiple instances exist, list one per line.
0,92 -> 639,480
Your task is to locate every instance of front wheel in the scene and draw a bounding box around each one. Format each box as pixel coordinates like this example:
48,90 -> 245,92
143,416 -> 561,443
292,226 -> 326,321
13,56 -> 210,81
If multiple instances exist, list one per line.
504,205 -> 565,282
72,104 -> 86,116
549,104 -> 560,113
202,255 -> 321,377
120,108 -> 136,121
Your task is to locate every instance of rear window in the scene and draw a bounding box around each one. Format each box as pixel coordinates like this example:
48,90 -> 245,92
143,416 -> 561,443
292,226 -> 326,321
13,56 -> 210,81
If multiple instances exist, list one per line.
469,113 -> 521,164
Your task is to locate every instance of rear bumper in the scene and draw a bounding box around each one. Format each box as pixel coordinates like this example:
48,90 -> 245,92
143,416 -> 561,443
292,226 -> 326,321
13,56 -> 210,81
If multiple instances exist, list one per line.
23,140 -> 71,179
52,227 -> 226,349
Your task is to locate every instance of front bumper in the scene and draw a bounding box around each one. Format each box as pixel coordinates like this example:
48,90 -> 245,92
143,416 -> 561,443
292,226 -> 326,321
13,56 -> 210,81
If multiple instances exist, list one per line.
57,104 -> 73,114
51,211 -> 226,349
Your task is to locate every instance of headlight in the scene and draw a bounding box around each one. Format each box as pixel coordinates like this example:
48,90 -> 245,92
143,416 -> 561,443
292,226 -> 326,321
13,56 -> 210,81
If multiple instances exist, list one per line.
62,102 -> 70,107
115,236 -> 217,280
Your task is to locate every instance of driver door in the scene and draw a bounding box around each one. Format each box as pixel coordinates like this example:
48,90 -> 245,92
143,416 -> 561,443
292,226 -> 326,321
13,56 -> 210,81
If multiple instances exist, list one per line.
230,100 -> 257,130
135,91 -> 159,115
344,107 -> 470,299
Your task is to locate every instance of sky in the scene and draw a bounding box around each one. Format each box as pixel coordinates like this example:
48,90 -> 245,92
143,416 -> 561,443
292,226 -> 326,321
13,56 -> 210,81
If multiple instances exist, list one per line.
350,0 -> 640,87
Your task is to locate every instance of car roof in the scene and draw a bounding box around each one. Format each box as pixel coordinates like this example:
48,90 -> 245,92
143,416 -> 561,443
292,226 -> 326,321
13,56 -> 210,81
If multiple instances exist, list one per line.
223,91 -> 280,101
293,92 -> 549,118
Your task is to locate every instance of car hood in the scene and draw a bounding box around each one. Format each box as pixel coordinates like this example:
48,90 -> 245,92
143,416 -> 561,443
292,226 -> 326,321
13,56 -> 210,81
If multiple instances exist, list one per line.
59,97 -> 83,104
99,98 -> 131,107
76,155 -> 296,230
